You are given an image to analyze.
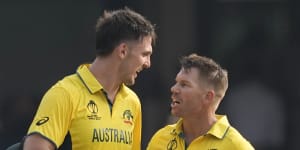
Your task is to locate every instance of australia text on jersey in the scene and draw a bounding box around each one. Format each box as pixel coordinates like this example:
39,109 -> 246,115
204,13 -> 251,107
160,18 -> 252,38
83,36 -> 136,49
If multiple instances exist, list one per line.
92,128 -> 133,145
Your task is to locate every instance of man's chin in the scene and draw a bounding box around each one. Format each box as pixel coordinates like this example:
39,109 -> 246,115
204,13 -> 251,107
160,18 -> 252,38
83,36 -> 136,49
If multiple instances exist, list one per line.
124,80 -> 135,86
171,110 -> 180,117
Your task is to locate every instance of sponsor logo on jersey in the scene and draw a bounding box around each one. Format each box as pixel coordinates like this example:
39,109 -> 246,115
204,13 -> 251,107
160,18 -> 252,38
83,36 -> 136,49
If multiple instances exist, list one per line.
92,128 -> 133,145
167,138 -> 177,150
122,110 -> 133,125
36,117 -> 49,126
87,100 -> 101,120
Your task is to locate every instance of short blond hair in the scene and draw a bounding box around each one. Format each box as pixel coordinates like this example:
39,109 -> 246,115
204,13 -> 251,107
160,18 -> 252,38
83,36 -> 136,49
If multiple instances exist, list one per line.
180,53 -> 228,100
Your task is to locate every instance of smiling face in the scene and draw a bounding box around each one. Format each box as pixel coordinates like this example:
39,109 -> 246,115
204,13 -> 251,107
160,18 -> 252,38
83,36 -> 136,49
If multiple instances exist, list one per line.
120,36 -> 153,86
170,67 -> 210,118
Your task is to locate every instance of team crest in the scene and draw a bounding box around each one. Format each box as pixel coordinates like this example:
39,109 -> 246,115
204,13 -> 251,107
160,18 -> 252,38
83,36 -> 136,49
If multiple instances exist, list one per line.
87,100 -> 101,120
123,110 -> 133,125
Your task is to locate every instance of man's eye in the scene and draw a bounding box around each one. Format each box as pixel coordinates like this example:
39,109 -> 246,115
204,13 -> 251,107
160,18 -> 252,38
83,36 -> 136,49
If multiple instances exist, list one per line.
180,83 -> 186,87
143,53 -> 149,57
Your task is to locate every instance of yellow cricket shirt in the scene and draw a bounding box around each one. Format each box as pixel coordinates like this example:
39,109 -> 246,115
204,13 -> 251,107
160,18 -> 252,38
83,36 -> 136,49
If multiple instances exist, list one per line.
147,115 -> 254,150
27,64 -> 142,150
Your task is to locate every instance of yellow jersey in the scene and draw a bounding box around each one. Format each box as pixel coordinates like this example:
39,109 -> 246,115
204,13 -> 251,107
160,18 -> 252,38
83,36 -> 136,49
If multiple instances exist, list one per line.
147,115 -> 254,150
27,64 -> 142,150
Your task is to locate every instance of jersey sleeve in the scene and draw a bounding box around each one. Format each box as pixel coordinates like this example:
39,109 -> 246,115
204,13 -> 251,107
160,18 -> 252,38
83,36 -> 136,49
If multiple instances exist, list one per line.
146,128 -> 164,150
234,139 -> 255,150
27,86 -> 74,148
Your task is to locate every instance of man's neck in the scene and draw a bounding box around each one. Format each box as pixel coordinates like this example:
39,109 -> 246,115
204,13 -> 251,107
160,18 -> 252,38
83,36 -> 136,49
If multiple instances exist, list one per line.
182,113 -> 217,145
89,57 -> 121,102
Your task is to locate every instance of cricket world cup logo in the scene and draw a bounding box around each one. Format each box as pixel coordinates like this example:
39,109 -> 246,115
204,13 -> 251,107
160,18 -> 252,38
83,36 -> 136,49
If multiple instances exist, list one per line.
87,100 -> 101,120
167,138 -> 177,150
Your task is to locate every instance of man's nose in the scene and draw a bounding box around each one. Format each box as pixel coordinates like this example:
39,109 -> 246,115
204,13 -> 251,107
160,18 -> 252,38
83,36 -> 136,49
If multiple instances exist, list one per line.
143,57 -> 151,68
170,84 -> 178,93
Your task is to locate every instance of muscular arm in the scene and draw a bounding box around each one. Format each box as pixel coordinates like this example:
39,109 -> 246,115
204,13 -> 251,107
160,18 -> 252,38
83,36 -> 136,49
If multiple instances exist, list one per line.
23,134 -> 56,150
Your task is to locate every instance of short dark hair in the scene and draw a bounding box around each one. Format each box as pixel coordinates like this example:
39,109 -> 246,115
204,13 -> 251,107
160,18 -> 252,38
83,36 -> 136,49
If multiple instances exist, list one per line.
180,53 -> 228,98
96,7 -> 156,56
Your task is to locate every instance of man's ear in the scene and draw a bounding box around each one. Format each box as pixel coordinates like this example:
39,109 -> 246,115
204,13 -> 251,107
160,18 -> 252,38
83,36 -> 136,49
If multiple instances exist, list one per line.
206,90 -> 215,103
116,42 -> 128,59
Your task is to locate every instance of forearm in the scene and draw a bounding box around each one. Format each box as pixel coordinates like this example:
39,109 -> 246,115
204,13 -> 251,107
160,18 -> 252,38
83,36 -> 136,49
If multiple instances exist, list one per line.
23,134 -> 56,150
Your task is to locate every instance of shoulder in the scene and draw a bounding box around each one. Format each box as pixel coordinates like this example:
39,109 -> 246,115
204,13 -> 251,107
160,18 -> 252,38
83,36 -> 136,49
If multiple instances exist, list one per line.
121,85 -> 140,104
47,74 -> 84,96
151,123 -> 177,140
55,74 -> 83,90
225,126 -> 255,149
122,85 -> 138,97
42,74 -> 82,105
147,123 -> 178,149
